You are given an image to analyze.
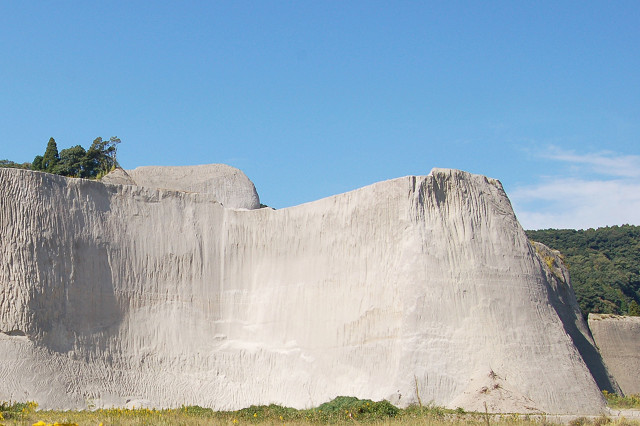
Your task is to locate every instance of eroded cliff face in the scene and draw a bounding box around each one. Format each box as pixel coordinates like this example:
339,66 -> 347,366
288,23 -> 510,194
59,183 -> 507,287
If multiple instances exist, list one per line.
0,167 -> 608,413
530,242 -> 621,396
589,314 -> 640,396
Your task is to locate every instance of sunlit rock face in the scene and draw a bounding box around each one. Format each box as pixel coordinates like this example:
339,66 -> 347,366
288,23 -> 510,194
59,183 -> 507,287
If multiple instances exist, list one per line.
589,314 -> 640,395
101,164 -> 260,209
0,166 -> 611,413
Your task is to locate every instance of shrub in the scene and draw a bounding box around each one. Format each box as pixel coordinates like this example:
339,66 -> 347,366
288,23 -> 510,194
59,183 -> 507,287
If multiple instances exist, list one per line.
569,417 -> 592,426
603,390 -> 640,409
316,396 -> 399,419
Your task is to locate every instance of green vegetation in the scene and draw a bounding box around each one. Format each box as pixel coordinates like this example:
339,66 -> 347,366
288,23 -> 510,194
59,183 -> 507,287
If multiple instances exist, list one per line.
603,391 -> 640,409
526,226 -> 640,316
2,398 -> 639,425
0,397 -> 606,426
0,401 -> 38,422
1,136 -> 121,179
31,136 -> 121,178
316,396 -> 400,419
0,159 -> 31,169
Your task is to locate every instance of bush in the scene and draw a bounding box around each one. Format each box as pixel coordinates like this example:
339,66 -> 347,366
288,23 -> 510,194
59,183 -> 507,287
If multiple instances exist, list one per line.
569,417 -> 592,426
0,400 -> 38,420
603,390 -> 640,409
316,396 -> 399,419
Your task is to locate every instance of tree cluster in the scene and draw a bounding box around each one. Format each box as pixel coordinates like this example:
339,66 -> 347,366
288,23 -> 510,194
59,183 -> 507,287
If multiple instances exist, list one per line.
526,225 -> 640,316
30,137 -> 121,179
0,159 -> 31,169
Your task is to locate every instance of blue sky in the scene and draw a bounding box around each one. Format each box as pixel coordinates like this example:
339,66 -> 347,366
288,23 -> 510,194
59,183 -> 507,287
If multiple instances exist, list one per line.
1,1 -> 638,229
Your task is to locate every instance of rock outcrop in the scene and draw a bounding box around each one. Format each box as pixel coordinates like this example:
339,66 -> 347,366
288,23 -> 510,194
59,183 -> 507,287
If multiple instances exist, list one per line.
589,314 -> 640,395
529,242 -> 621,396
0,166 -> 611,413
101,164 -> 260,209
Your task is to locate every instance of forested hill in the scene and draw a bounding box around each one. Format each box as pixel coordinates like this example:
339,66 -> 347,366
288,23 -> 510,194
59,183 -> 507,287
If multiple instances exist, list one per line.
526,225 -> 640,316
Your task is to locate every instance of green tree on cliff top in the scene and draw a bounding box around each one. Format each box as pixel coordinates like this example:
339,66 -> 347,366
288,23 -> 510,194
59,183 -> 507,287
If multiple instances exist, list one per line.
34,137 -> 60,172
30,136 -> 121,179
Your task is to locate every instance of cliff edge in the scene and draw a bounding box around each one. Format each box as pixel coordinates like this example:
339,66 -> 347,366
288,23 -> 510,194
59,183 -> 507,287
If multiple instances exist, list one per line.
101,163 -> 260,209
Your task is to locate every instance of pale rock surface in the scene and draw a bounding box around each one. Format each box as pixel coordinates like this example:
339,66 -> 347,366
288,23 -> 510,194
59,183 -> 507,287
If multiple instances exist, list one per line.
529,243 -> 621,396
0,167 -> 612,413
99,167 -> 135,186
588,314 -> 640,395
101,164 -> 260,209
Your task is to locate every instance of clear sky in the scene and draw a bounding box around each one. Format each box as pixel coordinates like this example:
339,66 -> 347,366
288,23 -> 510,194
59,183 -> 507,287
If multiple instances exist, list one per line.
1,1 -> 638,230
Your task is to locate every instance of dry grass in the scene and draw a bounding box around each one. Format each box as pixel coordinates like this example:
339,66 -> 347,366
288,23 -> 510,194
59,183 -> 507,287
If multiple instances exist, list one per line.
1,398 -> 639,426
603,392 -> 640,410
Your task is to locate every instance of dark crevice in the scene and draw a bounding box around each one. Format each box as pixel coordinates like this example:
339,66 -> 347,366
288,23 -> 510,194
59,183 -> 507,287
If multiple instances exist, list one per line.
2,329 -> 27,336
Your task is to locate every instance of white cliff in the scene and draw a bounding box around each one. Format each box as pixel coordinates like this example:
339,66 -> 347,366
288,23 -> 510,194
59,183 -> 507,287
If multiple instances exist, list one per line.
0,166 -> 612,413
101,164 -> 260,209
589,314 -> 640,396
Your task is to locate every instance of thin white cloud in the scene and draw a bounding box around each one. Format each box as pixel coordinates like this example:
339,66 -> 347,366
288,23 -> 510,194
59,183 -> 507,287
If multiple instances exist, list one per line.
511,178 -> 640,230
542,146 -> 640,178
510,148 -> 640,230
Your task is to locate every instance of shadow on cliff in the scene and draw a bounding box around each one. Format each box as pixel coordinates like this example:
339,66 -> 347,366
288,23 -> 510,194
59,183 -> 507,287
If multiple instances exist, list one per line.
28,179 -> 122,354
539,262 -> 621,394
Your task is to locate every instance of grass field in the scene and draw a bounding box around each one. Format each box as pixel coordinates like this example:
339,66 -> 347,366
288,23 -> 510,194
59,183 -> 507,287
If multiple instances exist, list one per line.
1,395 -> 639,425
